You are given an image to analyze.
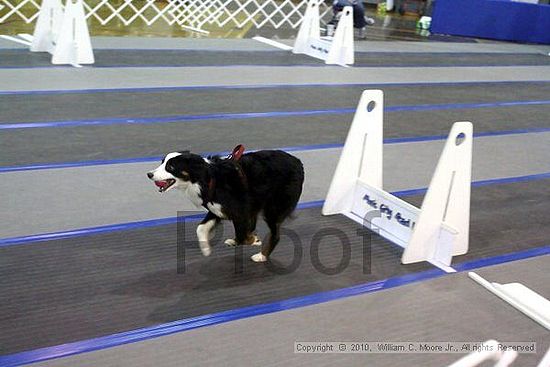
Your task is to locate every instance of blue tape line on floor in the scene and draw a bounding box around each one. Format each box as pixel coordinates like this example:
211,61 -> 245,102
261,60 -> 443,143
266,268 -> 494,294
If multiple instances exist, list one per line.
2,99 -> 550,130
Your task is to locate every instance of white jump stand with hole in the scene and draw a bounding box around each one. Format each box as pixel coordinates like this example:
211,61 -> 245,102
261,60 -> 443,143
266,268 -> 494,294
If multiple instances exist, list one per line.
51,0 -> 94,66
322,90 -> 473,273
31,0 -> 64,53
292,0 -> 354,66
253,0 -> 354,67
27,0 -> 94,66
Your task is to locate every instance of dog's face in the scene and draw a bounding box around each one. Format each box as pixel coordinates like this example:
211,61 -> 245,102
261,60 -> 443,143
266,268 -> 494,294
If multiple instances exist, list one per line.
147,151 -> 207,193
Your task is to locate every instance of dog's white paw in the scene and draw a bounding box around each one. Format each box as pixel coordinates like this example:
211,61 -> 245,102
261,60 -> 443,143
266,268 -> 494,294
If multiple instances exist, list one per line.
224,235 -> 262,247
251,252 -> 267,263
250,235 -> 262,246
199,242 -> 212,257
224,238 -> 237,247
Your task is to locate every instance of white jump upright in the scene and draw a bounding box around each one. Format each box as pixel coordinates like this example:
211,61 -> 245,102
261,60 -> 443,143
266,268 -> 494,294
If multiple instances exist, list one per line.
31,0 -> 64,53
253,0 -> 354,66
292,0 -> 354,66
51,0 -> 94,66
21,0 -> 95,66
322,90 -> 473,272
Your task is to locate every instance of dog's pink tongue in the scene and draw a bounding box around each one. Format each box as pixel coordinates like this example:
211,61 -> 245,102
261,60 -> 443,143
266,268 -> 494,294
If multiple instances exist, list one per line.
154,180 -> 167,188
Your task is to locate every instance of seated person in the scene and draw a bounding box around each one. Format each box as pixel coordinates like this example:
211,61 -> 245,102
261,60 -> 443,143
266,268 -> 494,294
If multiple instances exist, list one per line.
329,0 -> 375,38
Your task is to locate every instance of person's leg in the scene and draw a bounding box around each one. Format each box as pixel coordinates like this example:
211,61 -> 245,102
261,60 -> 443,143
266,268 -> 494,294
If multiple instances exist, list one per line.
354,1 -> 374,39
353,2 -> 367,28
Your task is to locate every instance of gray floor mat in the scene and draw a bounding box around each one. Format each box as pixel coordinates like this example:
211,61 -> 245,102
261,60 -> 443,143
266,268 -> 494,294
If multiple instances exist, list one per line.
1,82 -> 550,124
1,49 -> 550,68
2,105 -> 549,167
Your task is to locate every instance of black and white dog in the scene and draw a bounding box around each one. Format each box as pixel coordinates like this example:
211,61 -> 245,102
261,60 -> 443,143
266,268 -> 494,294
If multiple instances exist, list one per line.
147,145 -> 304,262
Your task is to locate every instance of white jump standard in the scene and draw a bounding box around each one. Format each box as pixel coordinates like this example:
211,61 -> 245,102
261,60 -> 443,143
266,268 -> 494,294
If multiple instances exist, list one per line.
1,0 -> 95,66
50,0 -> 94,66
323,90 -> 473,272
31,0 -> 64,54
254,0 -> 355,66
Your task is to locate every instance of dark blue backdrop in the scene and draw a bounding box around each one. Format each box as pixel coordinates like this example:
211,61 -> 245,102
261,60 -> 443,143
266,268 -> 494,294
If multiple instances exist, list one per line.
431,0 -> 550,45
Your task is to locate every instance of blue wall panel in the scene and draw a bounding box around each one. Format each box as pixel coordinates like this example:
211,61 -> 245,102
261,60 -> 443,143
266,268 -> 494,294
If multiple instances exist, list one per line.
431,0 -> 550,45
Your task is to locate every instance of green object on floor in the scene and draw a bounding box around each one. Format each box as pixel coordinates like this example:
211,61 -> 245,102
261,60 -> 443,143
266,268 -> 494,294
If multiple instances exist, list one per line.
377,2 -> 387,15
